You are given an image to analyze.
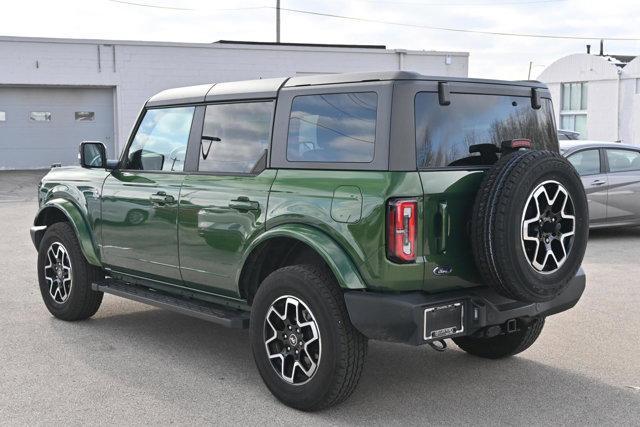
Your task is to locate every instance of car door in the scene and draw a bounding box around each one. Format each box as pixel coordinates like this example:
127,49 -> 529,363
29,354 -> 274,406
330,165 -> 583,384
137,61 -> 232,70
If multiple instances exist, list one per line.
566,148 -> 607,226
604,148 -> 640,225
178,100 -> 276,297
101,106 -> 196,283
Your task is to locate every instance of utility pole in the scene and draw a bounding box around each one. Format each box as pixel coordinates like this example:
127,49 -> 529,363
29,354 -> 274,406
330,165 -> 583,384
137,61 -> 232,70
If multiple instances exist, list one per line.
276,0 -> 281,43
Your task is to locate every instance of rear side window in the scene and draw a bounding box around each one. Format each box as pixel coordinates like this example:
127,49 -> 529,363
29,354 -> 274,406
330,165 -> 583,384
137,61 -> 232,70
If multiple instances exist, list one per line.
199,101 -> 273,174
125,106 -> 194,172
286,92 -> 377,163
606,149 -> 640,172
415,93 -> 558,168
567,149 -> 600,176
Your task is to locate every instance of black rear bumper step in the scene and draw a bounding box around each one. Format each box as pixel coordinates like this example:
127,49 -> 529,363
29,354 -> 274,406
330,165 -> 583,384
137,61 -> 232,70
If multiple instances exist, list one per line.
344,268 -> 586,346
92,279 -> 249,329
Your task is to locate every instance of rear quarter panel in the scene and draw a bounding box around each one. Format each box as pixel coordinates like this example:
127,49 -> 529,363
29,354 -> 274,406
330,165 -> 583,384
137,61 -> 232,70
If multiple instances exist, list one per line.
267,170 -> 426,292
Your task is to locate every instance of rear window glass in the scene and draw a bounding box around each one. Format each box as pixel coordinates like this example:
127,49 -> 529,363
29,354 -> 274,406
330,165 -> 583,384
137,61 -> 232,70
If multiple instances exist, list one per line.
287,92 -> 377,163
415,92 -> 558,168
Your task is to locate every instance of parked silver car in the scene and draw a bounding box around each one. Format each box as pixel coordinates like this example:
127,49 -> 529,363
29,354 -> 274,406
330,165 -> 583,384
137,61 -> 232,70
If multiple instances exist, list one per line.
561,141 -> 640,228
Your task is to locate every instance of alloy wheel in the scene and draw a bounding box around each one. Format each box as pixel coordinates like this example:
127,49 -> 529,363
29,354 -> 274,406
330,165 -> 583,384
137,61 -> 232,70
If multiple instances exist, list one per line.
264,295 -> 321,385
521,180 -> 576,274
44,242 -> 73,303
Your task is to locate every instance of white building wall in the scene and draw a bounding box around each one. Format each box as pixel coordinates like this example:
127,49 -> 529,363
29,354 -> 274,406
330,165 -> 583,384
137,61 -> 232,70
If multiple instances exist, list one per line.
621,58 -> 640,146
0,36 -> 468,153
539,53 -> 640,145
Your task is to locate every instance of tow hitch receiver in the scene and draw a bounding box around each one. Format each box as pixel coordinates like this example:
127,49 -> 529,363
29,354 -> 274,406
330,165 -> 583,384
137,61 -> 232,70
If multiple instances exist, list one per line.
424,302 -> 464,341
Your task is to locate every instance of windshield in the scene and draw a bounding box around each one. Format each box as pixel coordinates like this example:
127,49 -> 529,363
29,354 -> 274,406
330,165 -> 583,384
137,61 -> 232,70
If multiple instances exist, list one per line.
415,92 -> 558,168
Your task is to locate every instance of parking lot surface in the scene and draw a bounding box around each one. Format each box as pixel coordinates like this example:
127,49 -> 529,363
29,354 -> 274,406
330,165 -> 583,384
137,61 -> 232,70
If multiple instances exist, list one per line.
1,170 -> 639,425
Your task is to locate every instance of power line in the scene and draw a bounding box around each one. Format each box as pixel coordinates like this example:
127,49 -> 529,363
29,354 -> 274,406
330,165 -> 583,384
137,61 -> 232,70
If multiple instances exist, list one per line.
276,6 -> 640,41
106,0 -> 267,12
103,0 -> 640,42
325,0 -> 568,6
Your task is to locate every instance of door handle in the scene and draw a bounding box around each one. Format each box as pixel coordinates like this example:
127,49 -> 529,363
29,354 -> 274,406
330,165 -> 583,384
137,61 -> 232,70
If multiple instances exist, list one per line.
149,191 -> 175,205
436,202 -> 449,254
228,197 -> 259,211
591,179 -> 607,186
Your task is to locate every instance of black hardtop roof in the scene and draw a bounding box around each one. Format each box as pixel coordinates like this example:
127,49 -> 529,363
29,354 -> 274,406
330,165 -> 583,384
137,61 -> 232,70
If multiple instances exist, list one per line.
146,71 -> 549,107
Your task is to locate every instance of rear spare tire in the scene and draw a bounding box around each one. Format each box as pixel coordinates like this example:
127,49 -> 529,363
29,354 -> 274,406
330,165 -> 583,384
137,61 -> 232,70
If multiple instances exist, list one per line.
471,150 -> 588,303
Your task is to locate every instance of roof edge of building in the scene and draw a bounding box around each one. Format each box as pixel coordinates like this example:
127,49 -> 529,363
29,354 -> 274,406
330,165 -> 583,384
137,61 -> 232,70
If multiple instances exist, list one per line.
0,35 -> 468,56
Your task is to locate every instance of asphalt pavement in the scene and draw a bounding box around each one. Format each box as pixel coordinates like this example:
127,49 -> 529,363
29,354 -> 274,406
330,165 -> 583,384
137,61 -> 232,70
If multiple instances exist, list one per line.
1,170 -> 639,425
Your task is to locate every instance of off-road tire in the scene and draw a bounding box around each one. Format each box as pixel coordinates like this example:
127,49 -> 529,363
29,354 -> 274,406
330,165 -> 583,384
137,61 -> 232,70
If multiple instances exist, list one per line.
453,317 -> 545,359
250,264 -> 367,411
37,222 -> 104,320
471,150 -> 588,303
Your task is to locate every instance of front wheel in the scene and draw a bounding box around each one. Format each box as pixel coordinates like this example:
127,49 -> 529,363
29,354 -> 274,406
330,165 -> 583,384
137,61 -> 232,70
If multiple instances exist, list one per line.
37,222 -> 104,321
453,317 -> 545,359
250,265 -> 367,411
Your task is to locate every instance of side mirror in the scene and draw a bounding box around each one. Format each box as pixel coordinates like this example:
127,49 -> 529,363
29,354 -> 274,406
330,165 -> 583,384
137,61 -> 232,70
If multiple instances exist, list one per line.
79,141 -> 116,169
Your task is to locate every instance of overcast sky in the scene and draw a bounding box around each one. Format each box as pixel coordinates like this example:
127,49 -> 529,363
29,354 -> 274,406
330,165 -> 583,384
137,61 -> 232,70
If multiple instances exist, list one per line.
1,0 -> 639,80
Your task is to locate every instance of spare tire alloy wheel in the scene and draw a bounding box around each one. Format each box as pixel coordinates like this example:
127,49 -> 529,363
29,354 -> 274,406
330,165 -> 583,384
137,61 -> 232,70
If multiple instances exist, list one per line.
471,150 -> 588,303
44,242 -> 73,304
521,180 -> 576,274
264,295 -> 321,385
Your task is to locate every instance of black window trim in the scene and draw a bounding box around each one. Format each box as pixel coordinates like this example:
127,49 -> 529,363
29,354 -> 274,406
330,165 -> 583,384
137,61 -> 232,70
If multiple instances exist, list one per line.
187,98 -> 277,177
566,148 -> 604,177
603,147 -> 640,174
270,81 -> 392,172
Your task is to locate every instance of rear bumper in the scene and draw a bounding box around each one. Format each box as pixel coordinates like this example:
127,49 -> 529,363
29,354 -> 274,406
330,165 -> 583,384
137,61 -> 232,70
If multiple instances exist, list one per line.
344,268 -> 585,346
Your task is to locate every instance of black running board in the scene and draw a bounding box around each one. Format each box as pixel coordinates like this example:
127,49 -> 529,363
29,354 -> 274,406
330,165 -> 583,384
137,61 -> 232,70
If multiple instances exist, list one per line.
92,279 -> 250,329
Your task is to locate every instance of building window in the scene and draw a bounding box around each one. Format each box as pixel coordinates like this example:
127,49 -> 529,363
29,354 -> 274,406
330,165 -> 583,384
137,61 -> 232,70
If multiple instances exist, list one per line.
30,111 -> 52,122
75,111 -> 95,122
560,82 -> 587,138
0,111 -> 5,122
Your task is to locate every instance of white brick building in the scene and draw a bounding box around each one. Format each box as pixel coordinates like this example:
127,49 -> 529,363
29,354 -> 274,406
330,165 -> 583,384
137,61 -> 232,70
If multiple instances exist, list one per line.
0,36 -> 468,169
538,52 -> 640,145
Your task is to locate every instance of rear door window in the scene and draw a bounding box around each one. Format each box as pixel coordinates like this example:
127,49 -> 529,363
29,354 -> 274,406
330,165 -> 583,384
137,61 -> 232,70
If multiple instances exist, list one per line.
199,101 -> 273,174
415,92 -> 558,168
606,149 -> 640,172
567,149 -> 601,176
286,92 -> 377,163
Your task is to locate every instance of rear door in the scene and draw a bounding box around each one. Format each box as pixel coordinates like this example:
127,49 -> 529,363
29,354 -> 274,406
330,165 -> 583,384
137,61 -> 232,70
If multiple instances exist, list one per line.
604,148 -> 640,225
178,100 -> 276,297
101,106 -> 195,283
413,87 -> 559,289
566,148 -> 608,226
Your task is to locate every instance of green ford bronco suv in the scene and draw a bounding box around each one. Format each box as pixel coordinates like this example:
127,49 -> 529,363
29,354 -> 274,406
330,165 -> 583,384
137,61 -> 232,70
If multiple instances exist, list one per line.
31,71 -> 588,411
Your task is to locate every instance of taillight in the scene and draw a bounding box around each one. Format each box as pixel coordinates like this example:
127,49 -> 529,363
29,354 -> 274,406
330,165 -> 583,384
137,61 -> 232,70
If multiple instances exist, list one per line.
386,198 -> 418,263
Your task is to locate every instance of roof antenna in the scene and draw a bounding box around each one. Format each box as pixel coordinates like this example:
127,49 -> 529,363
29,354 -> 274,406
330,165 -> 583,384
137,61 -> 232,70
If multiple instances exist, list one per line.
599,39 -> 604,56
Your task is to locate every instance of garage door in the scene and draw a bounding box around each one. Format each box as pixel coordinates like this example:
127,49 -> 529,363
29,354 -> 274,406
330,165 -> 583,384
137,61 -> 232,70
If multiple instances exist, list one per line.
0,87 -> 114,169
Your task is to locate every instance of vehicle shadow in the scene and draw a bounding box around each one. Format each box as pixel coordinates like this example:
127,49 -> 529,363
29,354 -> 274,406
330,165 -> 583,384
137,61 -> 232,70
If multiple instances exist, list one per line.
589,226 -> 640,241
57,303 -> 640,425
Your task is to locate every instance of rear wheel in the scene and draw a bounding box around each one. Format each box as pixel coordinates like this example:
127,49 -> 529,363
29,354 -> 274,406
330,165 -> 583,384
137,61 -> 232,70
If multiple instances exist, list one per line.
250,265 -> 367,411
453,317 -> 545,359
37,222 -> 104,321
